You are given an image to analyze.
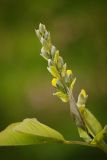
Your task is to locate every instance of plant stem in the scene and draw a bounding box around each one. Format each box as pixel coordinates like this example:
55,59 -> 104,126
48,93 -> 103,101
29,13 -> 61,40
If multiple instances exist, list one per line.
65,140 -> 107,154
97,141 -> 107,154
69,91 -> 85,129
64,140 -> 96,147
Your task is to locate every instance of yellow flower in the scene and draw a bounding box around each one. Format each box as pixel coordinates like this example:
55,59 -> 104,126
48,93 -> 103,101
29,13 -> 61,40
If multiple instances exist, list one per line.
51,78 -> 58,87
80,89 -> 87,98
66,69 -> 72,76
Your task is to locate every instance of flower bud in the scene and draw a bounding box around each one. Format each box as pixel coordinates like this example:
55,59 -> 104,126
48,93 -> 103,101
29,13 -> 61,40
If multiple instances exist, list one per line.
35,29 -> 41,40
39,23 -> 46,33
52,78 -> 65,91
41,47 -> 46,54
54,50 -> 59,64
57,56 -> 64,69
77,89 -> 88,108
66,70 -> 72,76
51,78 -> 58,87
51,45 -> 56,57
81,89 -> 87,98
47,66 -> 60,78
61,63 -> 67,77
44,31 -> 50,41
40,47 -> 49,60
70,77 -> 76,90
40,37 -> 46,45
48,59 -> 53,66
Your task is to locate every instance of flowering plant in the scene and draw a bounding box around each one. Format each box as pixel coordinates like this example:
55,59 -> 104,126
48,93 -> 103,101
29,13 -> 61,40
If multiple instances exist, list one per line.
35,23 -> 107,153
0,23 -> 106,155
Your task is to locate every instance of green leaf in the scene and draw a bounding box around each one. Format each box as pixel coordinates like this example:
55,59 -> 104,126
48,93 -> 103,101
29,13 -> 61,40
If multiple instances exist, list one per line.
79,107 -> 102,137
91,125 -> 107,144
53,91 -> 69,102
78,127 -> 92,142
0,118 -> 65,146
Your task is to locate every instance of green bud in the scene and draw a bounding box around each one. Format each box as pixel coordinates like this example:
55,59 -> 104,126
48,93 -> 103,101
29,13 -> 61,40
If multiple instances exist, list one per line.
56,79 -> 64,90
65,70 -> 73,84
47,66 -> 60,78
77,89 -> 88,108
69,77 -> 76,91
61,63 -> 67,77
57,56 -> 64,69
51,78 -> 65,92
53,50 -> 59,64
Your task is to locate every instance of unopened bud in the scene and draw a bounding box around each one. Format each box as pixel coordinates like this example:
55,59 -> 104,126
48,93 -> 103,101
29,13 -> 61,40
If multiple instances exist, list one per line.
39,23 -> 46,33
65,69 -> 73,83
57,56 -> 64,69
61,63 -> 67,77
48,59 -> 53,66
44,31 -> 50,40
66,70 -> 72,76
51,45 -> 56,57
77,89 -> 88,107
35,29 -> 41,40
40,47 -> 49,60
40,37 -> 46,45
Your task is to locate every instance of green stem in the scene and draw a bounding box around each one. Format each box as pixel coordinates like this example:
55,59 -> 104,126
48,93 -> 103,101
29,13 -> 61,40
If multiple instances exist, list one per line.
64,140 -> 96,147
64,140 -> 107,154
97,141 -> 107,154
69,91 -> 85,129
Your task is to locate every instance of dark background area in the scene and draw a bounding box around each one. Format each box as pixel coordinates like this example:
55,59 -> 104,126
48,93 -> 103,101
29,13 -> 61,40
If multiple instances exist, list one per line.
0,0 -> 107,159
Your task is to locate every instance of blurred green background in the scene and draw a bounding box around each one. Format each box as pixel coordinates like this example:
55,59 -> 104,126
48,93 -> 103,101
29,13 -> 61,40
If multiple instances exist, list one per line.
0,0 -> 107,159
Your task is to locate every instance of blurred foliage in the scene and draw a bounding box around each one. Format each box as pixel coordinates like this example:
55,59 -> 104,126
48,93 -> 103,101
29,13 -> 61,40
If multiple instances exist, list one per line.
0,0 -> 107,159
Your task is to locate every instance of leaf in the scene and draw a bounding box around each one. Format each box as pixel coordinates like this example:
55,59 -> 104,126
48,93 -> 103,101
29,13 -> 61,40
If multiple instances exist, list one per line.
79,107 -> 102,137
91,125 -> 107,144
78,127 -> 92,142
53,91 -> 69,102
0,118 -> 65,146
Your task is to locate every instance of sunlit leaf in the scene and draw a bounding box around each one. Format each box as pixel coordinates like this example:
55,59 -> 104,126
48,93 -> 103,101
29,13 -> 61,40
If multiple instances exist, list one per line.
0,118 -> 65,146
78,127 -> 92,142
79,107 -> 102,137
91,125 -> 107,144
